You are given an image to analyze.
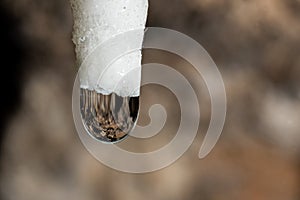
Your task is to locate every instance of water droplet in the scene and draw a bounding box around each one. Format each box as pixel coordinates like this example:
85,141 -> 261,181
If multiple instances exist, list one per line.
80,88 -> 139,143
79,36 -> 86,42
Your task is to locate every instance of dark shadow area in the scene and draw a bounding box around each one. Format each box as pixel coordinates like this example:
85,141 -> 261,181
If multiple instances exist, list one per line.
0,3 -> 24,149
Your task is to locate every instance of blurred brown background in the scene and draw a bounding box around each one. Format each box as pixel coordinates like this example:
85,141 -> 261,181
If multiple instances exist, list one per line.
0,0 -> 300,199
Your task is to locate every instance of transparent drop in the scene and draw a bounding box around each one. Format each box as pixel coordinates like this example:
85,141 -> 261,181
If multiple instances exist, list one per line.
80,88 -> 139,143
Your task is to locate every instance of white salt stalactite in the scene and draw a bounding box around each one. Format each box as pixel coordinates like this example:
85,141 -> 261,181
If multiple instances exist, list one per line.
70,0 -> 148,97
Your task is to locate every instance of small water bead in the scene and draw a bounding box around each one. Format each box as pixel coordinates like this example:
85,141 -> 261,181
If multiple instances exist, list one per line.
79,36 -> 86,43
80,88 -> 139,143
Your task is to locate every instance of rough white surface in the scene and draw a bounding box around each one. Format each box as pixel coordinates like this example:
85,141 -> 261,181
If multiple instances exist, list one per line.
70,0 -> 148,96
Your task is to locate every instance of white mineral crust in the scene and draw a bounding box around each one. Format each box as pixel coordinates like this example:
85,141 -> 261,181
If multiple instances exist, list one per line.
70,0 -> 148,96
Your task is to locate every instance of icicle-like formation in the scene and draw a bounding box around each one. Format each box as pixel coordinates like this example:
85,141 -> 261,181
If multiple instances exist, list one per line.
70,0 -> 148,97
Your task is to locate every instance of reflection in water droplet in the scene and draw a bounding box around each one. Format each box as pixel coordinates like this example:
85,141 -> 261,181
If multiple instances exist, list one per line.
80,88 -> 139,143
